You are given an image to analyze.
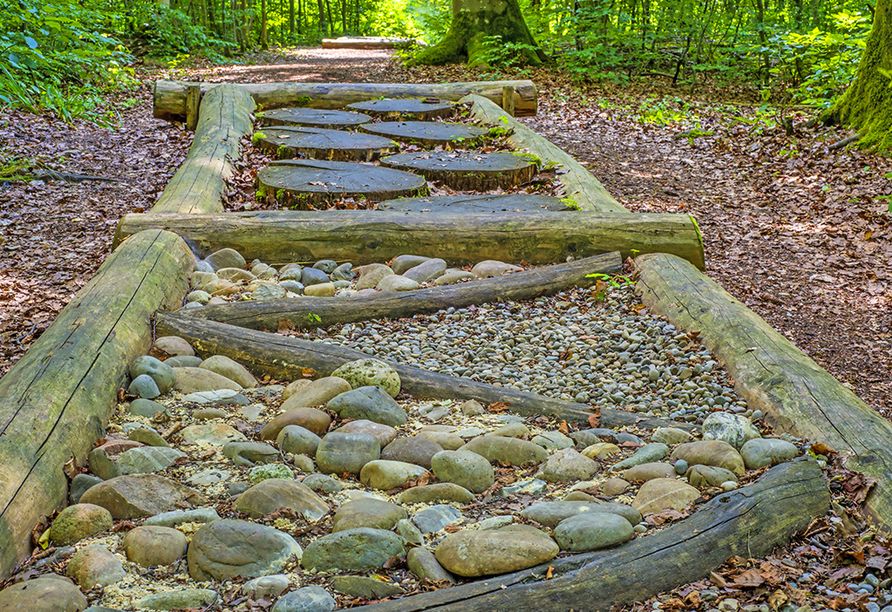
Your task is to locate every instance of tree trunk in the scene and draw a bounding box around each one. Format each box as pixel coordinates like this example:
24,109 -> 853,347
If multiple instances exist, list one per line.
822,0 -> 892,151
260,0 -> 269,49
289,0 -> 295,35
412,0 -> 548,67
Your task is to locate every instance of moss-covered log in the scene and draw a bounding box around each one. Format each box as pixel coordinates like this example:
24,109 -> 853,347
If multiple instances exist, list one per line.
113,210 -> 705,268
635,252 -> 892,532
350,459 -> 827,612
822,0 -> 892,151
152,84 -> 255,214
465,95 -> 625,213
410,0 -> 547,67
0,230 -> 194,579
153,80 -> 537,122
321,36 -> 422,49
179,252 -> 622,329
155,310 -> 691,432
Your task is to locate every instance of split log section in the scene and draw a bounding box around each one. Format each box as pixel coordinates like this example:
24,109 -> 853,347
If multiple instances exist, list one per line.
155,310 -> 689,432
350,459 -> 828,612
114,210 -> 705,269
635,252 -> 892,532
153,80 -> 537,122
151,84 -> 255,214
0,230 -> 194,578
180,252 -> 622,329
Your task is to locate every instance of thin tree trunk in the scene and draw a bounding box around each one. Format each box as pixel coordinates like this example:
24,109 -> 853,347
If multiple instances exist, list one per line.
290,0 -> 295,35
261,0 -> 269,48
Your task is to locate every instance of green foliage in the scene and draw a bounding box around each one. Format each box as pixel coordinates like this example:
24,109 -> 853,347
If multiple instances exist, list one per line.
477,34 -> 541,69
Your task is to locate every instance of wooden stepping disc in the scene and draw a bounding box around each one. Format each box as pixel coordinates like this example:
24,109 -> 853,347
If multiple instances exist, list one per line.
360,121 -> 488,146
254,126 -> 399,162
379,151 -> 538,191
346,98 -> 455,120
377,194 -> 572,212
258,159 -> 429,209
257,108 -> 371,129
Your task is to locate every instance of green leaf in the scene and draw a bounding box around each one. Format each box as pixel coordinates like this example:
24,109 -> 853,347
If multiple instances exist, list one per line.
24,36 -> 38,49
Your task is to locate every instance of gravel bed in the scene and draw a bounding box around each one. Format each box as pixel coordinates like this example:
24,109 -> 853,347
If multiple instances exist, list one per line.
292,284 -> 752,425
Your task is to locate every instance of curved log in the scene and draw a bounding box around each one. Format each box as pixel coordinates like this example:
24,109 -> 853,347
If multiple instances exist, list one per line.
0,230 -> 194,578
181,252 -> 622,329
350,459 -> 828,612
154,310 -> 692,432
463,94 -> 624,213
151,84 -> 255,214
635,252 -> 892,532
113,210 -> 705,269
153,80 -> 538,122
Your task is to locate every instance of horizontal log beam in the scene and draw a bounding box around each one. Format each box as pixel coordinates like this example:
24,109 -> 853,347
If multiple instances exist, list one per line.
321,37 -> 422,49
155,311 -> 692,432
464,95 -> 626,213
180,252 -> 622,330
153,80 -> 537,122
151,84 -> 255,214
114,211 -> 704,269
635,252 -> 892,532
0,230 -> 194,579
351,459 -> 828,612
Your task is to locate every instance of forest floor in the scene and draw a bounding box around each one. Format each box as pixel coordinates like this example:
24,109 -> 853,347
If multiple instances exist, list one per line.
0,46 -> 890,610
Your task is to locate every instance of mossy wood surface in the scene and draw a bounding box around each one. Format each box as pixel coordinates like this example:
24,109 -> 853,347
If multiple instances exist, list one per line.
152,80 -> 538,121
152,84 -> 255,214
322,36 -> 421,49
0,230 -> 194,579
635,252 -> 892,531
258,107 -> 371,129
254,126 -> 399,162
349,459 -> 828,612
380,151 -> 537,191
257,160 -> 429,208
182,252 -> 621,329
346,99 -> 456,120
113,210 -> 705,268
155,310 -> 691,431
465,95 -> 624,212
359,121 -> 488,146
377,194 -> 571,212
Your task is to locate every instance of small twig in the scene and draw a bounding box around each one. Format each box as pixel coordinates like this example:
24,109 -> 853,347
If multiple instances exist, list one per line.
828,134 -> 861,151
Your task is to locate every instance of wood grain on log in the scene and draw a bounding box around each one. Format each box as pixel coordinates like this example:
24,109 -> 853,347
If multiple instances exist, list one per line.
380,151 -> 538,191
376,194 -> 571,213
113,210 -> 706,269
254,126 -> 398,162
635,252 -> 892,531
258,107 -> 371,129
349,459 -> 828,612
181,252 -> 621,329
155,310 -> 691,432
151,84 -> 255,214
359,121 -> 488,146
463,94 -> 624,213
152,80 -> 538,122
346,99 -> 455,120
0,230 -> 194,578
258,160 -> 429,209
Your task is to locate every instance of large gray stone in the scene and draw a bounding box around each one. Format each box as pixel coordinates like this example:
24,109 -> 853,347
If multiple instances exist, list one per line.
413,505 -> 462,534
206,248 -> 246,271
116,446 -> 185,475
702,412 -> 761,450
144,507 -> 220,527
553,512 -> 634,552
332,498 -> 407,532
521,500 -> 641,528
173,367 -> 243,394
332,575 -> 404,599
435,525 -> 557,577
380,436 -> 443,470
686,464 -> 739,487
335,419 -> 398,446
277,425 -> 322,456
740,438 -> 799,470
431,450 -> 493,494
223,441 -> 281,467
460,436 -> 548,466
129,398 -> 165,418
670,440 -> 745,475
283,377 -> 352,409
0,576 -> 87,612
66,545 -> 125,589
326,386 -> 407,427
407,548 -> 455,583
360,460 -> 428,490
632,478 -> 701,515
79,474 -> 205,519
123,526 -> 187,567
331,359 -> 400,398
48,504 -> 113,546
235,478 -> 329,520
355,264 -> 394,290
200,355 -> 258,388
271,586 -> 335,612
316,432 -> 381,475
301,528 -> 407,572
137,589 -> 217,610
397,483 -> 476,505
611,443 -> 670,471
402,258 -> 447,283
538,448 -> 598,482
391,255 -> 430,275
188,519 -> 302,581
130,356 -> 176,395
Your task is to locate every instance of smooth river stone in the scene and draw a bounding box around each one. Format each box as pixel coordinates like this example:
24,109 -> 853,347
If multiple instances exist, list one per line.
271,586 -> 336,612
397,483 -> 476,505
402,258 -> 447,283
332,498 -> 408,532
316,431 -> 381,475
66,545 -> 125,589
260,407 -> 332,439
326,385 -> 407,427
407,548 -> 455,583
360,460 -> 428,490
412,504 -> 461,534
188,519 -> 303,581
521,500 -> 640,528
670,440 -> 745,475
739,438 -> 799,470
355,263 -> 394,290
331,358 -> 401,398
123,526 -> 188,567
380,436 -> 443,470
702,411 -> 761,449
431,450 -> 493,494
0,575 -> 87,612
390,255 -> 430,275
49,503 -> 113,546
611,443 -> 670,471
79,474 -> 205,519
282,376 -> 352,408
181,422 -> 247,446
538,448 -> 598,482
435,525 -> 558,577
235,478 -> 329,520
130,355 -> 176,395
116,446 -> 185,475
553,512 -> 634,552
686,464 -> 739,487
335,419 -> 398,446
377,275 -> 420,292
460,436 -> 548,466
418,430 -> 465,450
632,478 -> 701,515
623,462 -> 677,482
172,367 -> 243,394
651,427 -> 693,445
301,528 -> 407,572
199,355 -> 258,388
277,425 -> 322,456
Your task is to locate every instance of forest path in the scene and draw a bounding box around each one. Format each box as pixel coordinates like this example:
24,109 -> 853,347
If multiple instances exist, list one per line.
0,46 -> 889,419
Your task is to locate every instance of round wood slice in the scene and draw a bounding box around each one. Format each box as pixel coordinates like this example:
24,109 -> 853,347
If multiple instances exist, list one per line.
360,121 -> 488,146
258,159 -> 429,209
346,98 -> 455,120
254,126 -> 399,162
377,194 -> 572,212
379,151 -> 538,191
258,108 -> 372,129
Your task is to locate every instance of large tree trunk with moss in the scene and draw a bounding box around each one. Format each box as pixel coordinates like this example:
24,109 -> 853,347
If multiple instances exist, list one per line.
413,0 -> 547,67
822,0 -> 892,150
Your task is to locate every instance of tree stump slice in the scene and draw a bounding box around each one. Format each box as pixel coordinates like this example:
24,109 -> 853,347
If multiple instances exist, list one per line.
380,151 -> 538,191
258,159 -> 429,208
254,126 -> 399,162
360,121 -> 488,146
376,194 -> 571,213
346,98 -> 455,120
258,107 -> 372,129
